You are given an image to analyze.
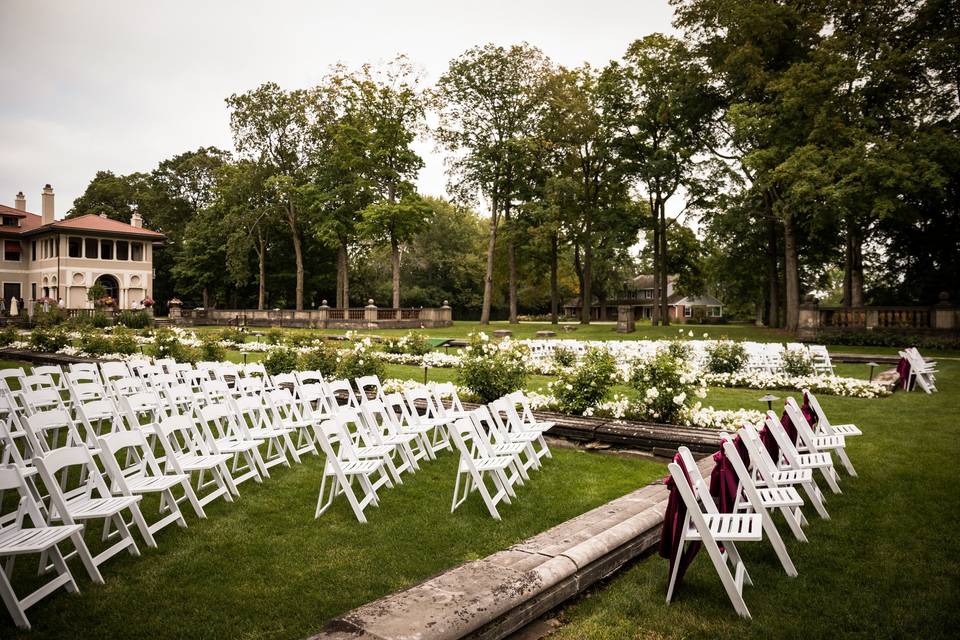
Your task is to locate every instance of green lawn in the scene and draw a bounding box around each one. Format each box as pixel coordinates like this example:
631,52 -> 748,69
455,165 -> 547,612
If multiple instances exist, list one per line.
548,362 -> 960,639
0,443 -> 663,639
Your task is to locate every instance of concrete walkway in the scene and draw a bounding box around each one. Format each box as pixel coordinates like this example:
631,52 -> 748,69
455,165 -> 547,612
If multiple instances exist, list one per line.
310,457 -> 714,640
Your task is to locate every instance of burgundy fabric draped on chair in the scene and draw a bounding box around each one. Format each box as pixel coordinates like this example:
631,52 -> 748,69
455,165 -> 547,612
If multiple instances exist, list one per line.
709,435 -> 749,514
801,392 -> 818,426
896,357 -> 912,390
659,453 -> 700,587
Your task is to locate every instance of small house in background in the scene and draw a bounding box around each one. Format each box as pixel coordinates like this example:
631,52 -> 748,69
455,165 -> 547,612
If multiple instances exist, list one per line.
0,185 -> 165,312
563,273 -> 724,322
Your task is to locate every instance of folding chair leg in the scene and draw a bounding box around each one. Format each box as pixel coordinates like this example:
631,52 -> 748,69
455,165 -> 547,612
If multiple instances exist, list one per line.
70,531 -> 104,584
819,466 -> 842,494
759,510 -> 798,576
802,481 -> 829,519
780,506 -> 808,543
835,447 -> 857,477
703,538 -> 752,619
665,537 -> 686,604
0,567 -> 29,629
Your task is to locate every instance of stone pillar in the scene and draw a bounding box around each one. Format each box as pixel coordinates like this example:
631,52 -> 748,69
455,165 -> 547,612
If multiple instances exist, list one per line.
865,308 -> 879,330
168,298 -> 183,321
317,300 -> 329,321
616,305 -> 635,333
364,299 -> 378,324
797,295 -> 819,340
934,291 -> 955,330
440,300 -> 452,326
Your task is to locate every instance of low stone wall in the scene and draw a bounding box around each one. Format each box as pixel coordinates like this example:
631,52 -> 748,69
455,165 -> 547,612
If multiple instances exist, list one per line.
169,305 -> 453,329
310,456 -> 713,640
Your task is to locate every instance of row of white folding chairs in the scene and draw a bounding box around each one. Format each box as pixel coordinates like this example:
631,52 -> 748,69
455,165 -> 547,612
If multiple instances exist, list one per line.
900,347 -> 937,393
447,391 -> 554,520
666,391 -> 861,618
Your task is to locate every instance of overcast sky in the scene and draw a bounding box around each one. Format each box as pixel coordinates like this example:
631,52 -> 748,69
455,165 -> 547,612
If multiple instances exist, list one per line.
0,0 -> 676,219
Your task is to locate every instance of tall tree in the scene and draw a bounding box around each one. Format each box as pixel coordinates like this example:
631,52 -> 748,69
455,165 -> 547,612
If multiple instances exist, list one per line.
604,34 -> 719,326
435,43 -> 552,324
226,83 -> 314,310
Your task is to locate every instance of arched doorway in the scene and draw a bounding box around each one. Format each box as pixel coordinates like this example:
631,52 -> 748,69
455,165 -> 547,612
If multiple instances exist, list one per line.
94,274 -> 120,305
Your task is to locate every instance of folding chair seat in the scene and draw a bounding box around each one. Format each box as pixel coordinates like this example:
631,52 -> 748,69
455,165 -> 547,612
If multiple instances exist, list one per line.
312,418 -> 392,523
33,447 -> 151,577
332,409 -> 406,483
155,414 -> 237,503
469,407 -> 535,480
490,396 -> 551,462
740,424 -> 827,520
801,391 -> 861,439
359,399 -> 427,470
664,453 -> 763,619
784,402 -> 856,477
0,466 -> 91,630
506,391 -> 554,434
228,394 -> 298,467
264,388 -> 320,459
403,387 -> 451,455
702,440 -> 803,572
194,403 -> 266,485
448,418 -> 517,521
383,392 -> 438,460
763,413 -> 841,495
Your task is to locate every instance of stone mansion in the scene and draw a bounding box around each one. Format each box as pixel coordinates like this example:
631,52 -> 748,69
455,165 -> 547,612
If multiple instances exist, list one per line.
0,185 -> 164,311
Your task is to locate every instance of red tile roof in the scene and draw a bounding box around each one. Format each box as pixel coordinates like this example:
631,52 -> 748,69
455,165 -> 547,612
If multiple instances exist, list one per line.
0,204 -> 165,240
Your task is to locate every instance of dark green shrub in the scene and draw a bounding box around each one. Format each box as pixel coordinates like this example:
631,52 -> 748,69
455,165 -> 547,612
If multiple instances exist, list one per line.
117,310 -> 152,329
29,327 -> 70,353
382,331 -> 431,356
110,327 -> 139,355
91,312 -> 112,328
552,346 -> 577,368
217,327 -> 247,346
151,328 -> 198,363
78,331 -> 116,356
455,334 -> 528,404
265,328 -> 284,344
264,348 -> 299,375
0,325 -> 19,346
199,334 -> 227,361
782,348 -> 814,376
812,330 -> 960,351
32,306 -> 67,327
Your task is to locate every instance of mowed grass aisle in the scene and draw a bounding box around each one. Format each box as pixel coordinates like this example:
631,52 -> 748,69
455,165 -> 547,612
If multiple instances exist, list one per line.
0,445 -> 663,639
551,361 -> 960,639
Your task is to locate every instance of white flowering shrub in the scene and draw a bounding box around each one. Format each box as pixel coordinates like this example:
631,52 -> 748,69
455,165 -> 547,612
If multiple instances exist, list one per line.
782,348 -> 815,376
456,332 -> 529,403
628,348 -> 706,424
549,347 -> 619,414
335,337 -> 385,380
706,340 -> 748,374
263,347 -> 298,375
704,371 -> 890,398
382,331 -> 431,356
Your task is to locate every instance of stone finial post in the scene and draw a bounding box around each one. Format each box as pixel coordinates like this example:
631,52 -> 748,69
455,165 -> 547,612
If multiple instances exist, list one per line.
364,299 -> 378,323
934,291 -> 955,330
318,299 -> 330,321
617,305 -> 636,333
797,294 -> 819,340
167,297 -> 183,321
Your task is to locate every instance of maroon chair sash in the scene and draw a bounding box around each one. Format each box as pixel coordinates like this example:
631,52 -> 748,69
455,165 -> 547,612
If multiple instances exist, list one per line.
759,423 -> 780,464
801,391 -> 818,426
659,453 -> 701,588
896,357 -> 912,391
780,410 -> 799,446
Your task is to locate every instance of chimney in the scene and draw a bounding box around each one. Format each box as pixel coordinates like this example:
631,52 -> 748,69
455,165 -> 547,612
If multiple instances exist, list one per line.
131,212 -> 143,228
41,184 -> 55,225
14,192 -> 26,211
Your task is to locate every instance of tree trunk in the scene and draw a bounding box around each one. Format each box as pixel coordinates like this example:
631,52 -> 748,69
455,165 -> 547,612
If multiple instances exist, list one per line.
256,229 -> 266,311
765,201 -> 780,327
391,234 -> 401,310
340,241 -> 350,309
580,219 -> 593,325
652,222 -> 661,326
549,232 -> 559,324
202,287 -> 209,309
505,206 -> 518,324
335,253 -> 344,309
659,203 -> 670,326
286,200 -> 304,311
783,211 -> 800,332
479,201 -> 500,325
846,224 -> 864,307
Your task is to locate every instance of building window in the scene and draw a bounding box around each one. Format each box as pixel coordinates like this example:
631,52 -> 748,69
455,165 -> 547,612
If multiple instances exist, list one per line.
31,241 -> 36,261
1,216 -> 18,227
100,239 -> 114,260
710,306 -> 722,317
31,283 -> 37,300
683,306 -> 692,318
131,242 -> 143,261
84,238 -> 98,259
4,241 -> 21,261
68,237 -> 82,258
116,240 -> 128,260
54,238 -> 59,257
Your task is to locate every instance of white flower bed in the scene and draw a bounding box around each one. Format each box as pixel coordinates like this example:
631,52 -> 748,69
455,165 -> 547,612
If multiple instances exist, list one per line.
703,371 -> 890,398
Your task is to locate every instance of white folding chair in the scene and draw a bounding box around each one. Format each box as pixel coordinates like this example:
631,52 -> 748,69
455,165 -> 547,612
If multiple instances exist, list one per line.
448,418 -> 517,521
264,388 -> 320,459
490,396 -> 551,463
33,446 -> 150,576
325,379 -> 360,412
313,417 -> 392,523
764,412 -> 841,495
664,450 -> 763,619
194,404 -> 266,486
801,391 -> 862,439
0,466 -> 89,630
740,424 -> 828,520
355,375 -> 385,404
228,394 -> 298,468
155,414 -> 237,503
784,402 -> 856,477
359,399 -> 427,471
471,405 -> 538,477
98,430 -> 205,539
404,387 -> 451,455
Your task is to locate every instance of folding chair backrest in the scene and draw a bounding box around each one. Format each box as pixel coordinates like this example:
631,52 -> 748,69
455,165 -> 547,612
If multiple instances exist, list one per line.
34,446 -> 111,519
21,387 -> 66,414
802,391 -> 830,429
467,406 -> 502,455
272,373 -> 298,392
201,379 -> 231,404
32,366 -> 65,388
197,402 -> 245,440
0,368 -> 27,391
764,412 -> 801,464
448,417 -> 479,459
359,399 -> 395,436
100,361 -> 131,382
507,391 -> 537,426
738,425 -> 779,484
404,387 -> 441,421
295,370 -> 324,386
111,377 -> 147,398
156,413 -> 208,462
355,375 -> 384,403
433,383 -> 465,416
119,392 -> 164,430
0,466 -> 45,527
326,379 -> 359,410
98,429 -> 163,483
244,362 -> 269,379
22,374 -> 57,391
383,392 -> 416,427
677,446 -> 720,513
